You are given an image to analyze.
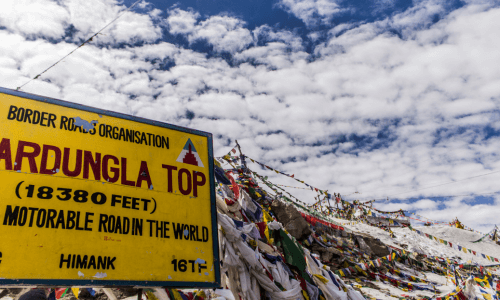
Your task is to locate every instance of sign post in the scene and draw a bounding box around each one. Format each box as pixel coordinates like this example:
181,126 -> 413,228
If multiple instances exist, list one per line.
0,87 -> 220,288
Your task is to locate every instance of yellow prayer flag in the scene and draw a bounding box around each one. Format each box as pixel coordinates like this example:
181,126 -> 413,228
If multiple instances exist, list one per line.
71,288 -> 79,299
214,159 -> 222,168
264,226 -> 272,244
475,277 -> 491,289
248,240 -> 257,247
301,290 -> 310,300
263,209 -> 274,223
313,274 -> 329,284
196,291 -> 207,299
482,294 -> 492,300
170,290 -> 184,300
146,291 -> 159,300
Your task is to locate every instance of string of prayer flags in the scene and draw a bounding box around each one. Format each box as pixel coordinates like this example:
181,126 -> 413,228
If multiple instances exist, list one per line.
245,155 -> 334,199
472,225 -> 499,243
410,227 -> 500,263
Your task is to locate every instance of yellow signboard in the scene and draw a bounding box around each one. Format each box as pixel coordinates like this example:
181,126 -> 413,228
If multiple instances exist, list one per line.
0,88 -> 220,288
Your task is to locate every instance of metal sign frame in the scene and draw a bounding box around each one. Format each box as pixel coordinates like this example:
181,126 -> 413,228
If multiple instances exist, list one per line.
0,87 -> 220,288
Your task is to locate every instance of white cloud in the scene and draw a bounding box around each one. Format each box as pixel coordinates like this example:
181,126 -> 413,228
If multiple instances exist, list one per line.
254,25 -> 305,51
277,0 -> 347,27
165,7 -> 199,35
0,0 -> 162,44
234,43 -> 309,68
0,0 -> 70,39
195,16 -> 254,53
166,9 -> 253,53
66,0 -> 162,44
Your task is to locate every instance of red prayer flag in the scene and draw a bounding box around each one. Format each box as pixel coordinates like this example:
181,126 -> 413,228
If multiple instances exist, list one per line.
225,172 -> 239,200
255,222 -> 267,240
55,288 -> 68,300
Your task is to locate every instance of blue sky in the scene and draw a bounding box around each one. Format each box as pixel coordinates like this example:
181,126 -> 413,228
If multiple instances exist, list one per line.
1,0 -> 500,232
126,0 -> 420,31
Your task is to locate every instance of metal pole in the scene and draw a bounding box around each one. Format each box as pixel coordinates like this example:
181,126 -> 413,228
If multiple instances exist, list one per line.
235,140 -> 247,169
327,194 -> 332,212
137,289 -> 142,300
335,193 -> 340,215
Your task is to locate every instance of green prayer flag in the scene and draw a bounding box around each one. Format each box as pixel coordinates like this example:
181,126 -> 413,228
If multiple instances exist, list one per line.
275,229 -> 309,281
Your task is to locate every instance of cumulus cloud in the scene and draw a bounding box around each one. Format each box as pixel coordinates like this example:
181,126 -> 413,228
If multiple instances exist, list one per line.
2,0 -> 500,231
277,0 -> 347,27
166,8 -> 253,53
0,0 -> 162,43
165,7 -> 199,35
253,25 -> 305,51
0,0 -> 70,39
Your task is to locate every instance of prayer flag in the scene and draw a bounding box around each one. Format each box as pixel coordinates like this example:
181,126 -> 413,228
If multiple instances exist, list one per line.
55,288 -> 69,300
71,288 -> 80,299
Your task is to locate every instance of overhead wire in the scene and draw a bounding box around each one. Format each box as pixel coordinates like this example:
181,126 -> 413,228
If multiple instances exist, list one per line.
347,169 -> 500,202
351,157 -> 436,196
388,169 -> 500,197
355,191 -> 500,203
16,0 -> 144,91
